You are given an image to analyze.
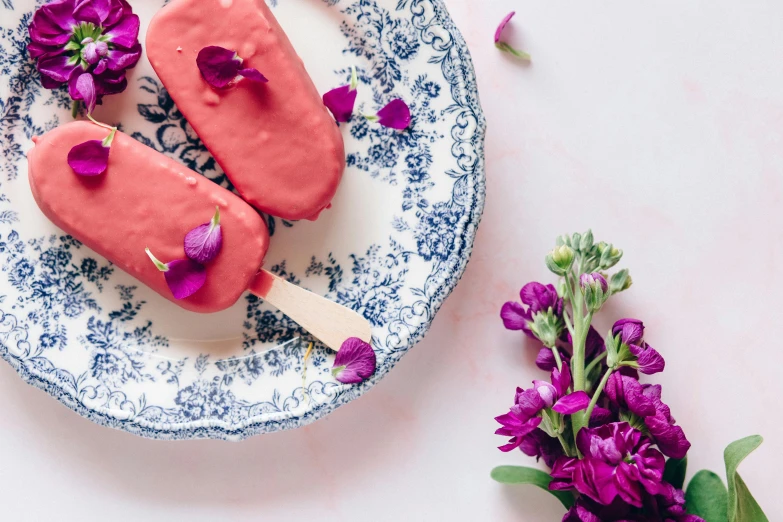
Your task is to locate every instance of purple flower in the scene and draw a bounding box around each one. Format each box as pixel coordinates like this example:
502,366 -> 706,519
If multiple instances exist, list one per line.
145,248 -> 206,300
196,46 -> 268,89
495,405 -> 543,452
184,207 -> 223,264
517,428 -> 563,468
368,99 -> 411,129
501,281 -> 563,338
29,0 -> 141,106
72,72 -> 96,113
642,385 -> 691,459
67,126 -> 115,176
323,66 -> 358,123
494,11 -> 530,60
612,318 -> 665,375
655,482 -> 705,522
332,337 -> 376,384
550,456 -> 579,491
573,422 -> 666,507
605,372 -> 657,418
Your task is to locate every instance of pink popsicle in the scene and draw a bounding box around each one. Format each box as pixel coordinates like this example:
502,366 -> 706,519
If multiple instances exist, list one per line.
28,121 -> 270,314
146,0 -> 345,221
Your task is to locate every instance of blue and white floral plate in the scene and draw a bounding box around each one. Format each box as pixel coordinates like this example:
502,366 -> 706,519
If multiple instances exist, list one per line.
0,0 -> 485,439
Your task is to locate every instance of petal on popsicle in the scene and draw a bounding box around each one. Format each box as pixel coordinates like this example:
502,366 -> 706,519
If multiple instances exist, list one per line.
332,337 -> 376,384
376,99 -> 411,130
197,46 -> 242,89
164,259 -> 207,299
67,139 -> 110,176
238,68 -> 268,83
184,207 -> 223,264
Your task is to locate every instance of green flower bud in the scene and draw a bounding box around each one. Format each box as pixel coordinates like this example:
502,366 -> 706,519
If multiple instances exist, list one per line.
597,242 -> 623,269
609,269 -> 633,294
571,232 -> 582,250
546,245 -> 575,276
529,308 -> 564,348
579,229 -> 594,252
580,272 -> 609,313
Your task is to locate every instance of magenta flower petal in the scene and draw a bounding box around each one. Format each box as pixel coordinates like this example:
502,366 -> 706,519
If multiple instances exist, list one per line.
645,415 -> 691,459
323,85 -> 358,123
552,391 -> 590,414
630,343 -> 665,374
103,12 -> 140,49
106,42 -> 141,71
376,99 -> 411,129
500,301 -> 529,330
67,139 -> 110,176
163,259 -> 207,300
184,207 -> 223,264
238,68 -> 268,83
332,337 -> 376,384
73,0 -> 112,25
73,73 -> 97,113
197,46 -> 243,89
37,53 -> 79,83
29,0 -> 76,46
494,11 -> 515,43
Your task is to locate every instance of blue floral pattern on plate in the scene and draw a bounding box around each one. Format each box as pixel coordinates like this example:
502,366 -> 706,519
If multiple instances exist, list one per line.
0,0 -> 485,439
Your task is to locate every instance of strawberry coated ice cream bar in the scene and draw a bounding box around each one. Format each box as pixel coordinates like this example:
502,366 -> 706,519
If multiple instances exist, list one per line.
28,121 -> 269,313
146,0 -> 345,221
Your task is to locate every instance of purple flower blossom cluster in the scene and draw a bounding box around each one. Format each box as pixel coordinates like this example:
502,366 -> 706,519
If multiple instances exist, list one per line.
29,0 -> 141,109
495,232 -> 700,521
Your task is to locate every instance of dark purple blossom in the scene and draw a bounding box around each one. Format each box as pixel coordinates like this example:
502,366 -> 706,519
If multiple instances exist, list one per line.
196,46 -> 268,89
573,422 -> 666,507
29,0 -> 141,106
332,338 -> 376,384
605,372 -> 657,418
642,385 -> 691,459
501,282 -> 563,338
612,318 -> 665,375
518,428 -> 563,468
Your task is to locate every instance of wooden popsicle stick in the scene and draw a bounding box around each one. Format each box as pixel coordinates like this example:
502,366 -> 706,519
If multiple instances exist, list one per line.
248,269 -> 372,352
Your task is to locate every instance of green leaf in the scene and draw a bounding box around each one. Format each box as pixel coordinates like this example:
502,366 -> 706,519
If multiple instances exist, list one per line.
685,470 -> 728,522
663,456 -> 687,490
491,466 -> 575,509
725,435 -> 768,522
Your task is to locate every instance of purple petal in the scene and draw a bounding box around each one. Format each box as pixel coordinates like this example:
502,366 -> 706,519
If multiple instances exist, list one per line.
584,325 -> 606,359
533,380 -> 557,407
630,343 -> 666,374
500,301 -> 530,330
238,68 -> 268,83
535,347 -> 557,371
29,0 -> 76,47
184,209 -> 223,264
37,53 -> 80,83
551,363 -> 571,397
197,46 -> 242,89
377,99 -> 411,129
105,42 -> 141,71
67,139 -> 110,176
612,318 -> 644,344
516,388 -> 546,417
645,415 -> 691,459
73,0 -> 112,25
163,259 -> 207,299
103,13 -> 140,49
589,406 -> 614,428
103,0 -> 129,27
553,391 -> 590,414
332,337 -> 376,384
323,84 -> 358,123
494,11 -> 515,43
73,73 -> 97,113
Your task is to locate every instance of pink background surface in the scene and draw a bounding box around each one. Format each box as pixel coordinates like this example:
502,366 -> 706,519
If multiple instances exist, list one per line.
1,1 -> 782,520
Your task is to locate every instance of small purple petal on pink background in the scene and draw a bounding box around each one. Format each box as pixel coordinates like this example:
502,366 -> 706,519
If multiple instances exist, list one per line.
238,68 -> 268,83
377,99 -> 411,129
67,139 -> 110,176
332,337 -> 376,384
552,391 -> 590,414
184,208 -> 223,264
164,259 -> 207,300
495,11 -> 515,43
323,85 -> 358,123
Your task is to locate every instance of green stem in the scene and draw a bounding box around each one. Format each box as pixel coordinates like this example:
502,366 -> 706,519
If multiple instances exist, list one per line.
550,346 -> 563,372
87,114 -> 116,131
584,367 -> 613,422
584,352 -> 608,378
556,433 -> 572,456
71,100 -> 81,119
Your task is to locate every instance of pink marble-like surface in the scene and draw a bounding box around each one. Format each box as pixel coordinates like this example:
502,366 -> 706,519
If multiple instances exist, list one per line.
1,1 -> 781,520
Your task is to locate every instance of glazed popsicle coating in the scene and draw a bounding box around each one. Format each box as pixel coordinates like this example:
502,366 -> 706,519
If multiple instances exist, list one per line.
28,121 -> 269,313
146,0 -> 345,221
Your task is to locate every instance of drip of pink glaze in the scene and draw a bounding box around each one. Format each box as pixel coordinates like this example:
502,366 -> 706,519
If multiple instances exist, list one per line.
27,121 -> 269,313
146,0 -> 345,222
